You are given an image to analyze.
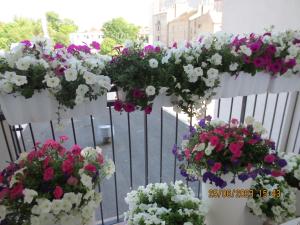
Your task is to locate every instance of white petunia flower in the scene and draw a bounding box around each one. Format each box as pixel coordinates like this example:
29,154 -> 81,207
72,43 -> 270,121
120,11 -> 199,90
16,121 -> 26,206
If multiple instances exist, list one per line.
245,116 -> 255,125
46,77 -> 60,88
0,81 -> 13,93
159,87 -> 168,94
30,216 -> 40,225
240,45 -> 252,56
145,85 -> 156,96
23,189 -> 38,204
207,68 -> 219,79
36,198 -> 52,214
229,62 -> 239,71
64,68 -> 78,81
76,84 -> 89,96
83,71 -> 96,85
149,58 -> 159,68
81,173 -> 93,190
210,53 -> 222,65
15,56 -> 34,70
51,199 -> 64,215
11,75 -> 28,86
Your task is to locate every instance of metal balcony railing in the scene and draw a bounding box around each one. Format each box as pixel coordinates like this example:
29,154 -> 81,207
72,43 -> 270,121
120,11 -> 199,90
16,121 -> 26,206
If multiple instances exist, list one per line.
0,90 -> 299,224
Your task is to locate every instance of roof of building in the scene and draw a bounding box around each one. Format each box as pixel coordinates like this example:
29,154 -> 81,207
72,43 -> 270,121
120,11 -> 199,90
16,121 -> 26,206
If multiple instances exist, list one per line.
169,10 -> 197,23
189,10 -> 222,24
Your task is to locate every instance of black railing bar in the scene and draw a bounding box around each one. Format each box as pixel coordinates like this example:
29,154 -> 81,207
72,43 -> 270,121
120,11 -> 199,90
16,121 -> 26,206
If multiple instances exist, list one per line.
90,115 -> 105,225
144,113 -> 149,186
18,125 -> 26,152
109,107 -> 120,222
50,121 -> 55,140
173,113 -> 178,183
159,108 -> 163,183
8,125 -> 19,158
13,125 -> 22,154
0,120 -> 13,162
262,93 -> 269,125
90,115 -> 97,147
127,113 -> 133,188
228,97 -> 234,122
277,93 -> 290,152
71,118 -> 77,144
187,116 -> 193,186
28,123 -> 37,151
285,92 -> 299,152
240,96 -> 248,123
252,95 -> 258,117
217,99 -> 221,118
293,120 -> 300,153
269,94 -> 279,140
97,183 -> 104,225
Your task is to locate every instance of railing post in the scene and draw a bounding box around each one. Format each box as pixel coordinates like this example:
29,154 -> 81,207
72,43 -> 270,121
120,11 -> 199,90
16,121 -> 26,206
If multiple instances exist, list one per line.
240,96 -> 248,123
144,113 -> 149,186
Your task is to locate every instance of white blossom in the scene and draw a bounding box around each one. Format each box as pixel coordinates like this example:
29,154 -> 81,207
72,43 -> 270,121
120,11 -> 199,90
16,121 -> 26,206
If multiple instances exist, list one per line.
149,58 -> 159,68
46,77 -> 60,88
64,68 -> 78,81
145,85 -> 156,96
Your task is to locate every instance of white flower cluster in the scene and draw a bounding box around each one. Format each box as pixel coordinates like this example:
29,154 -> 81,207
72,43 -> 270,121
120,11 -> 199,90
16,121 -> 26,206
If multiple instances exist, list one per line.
247,175 -> 296,224
283,153 -> 300,180
124,181 -> 208,225
29,190 -> 101,225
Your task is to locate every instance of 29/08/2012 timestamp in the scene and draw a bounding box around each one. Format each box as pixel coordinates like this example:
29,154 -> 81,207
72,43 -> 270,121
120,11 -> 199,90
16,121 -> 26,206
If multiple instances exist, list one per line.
208,188 -> 281,198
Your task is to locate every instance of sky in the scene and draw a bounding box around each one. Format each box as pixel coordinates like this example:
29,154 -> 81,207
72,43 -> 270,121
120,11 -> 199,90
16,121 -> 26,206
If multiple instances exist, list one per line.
0,0 -> 154,31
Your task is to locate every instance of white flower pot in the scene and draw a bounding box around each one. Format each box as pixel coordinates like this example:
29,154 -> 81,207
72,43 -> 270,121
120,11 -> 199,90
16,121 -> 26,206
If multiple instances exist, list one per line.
202,173 -> 252,225
152,94 -> 176,110
214,72 -> 271,99
116,88 -> 127,102
0,90 -> 108,125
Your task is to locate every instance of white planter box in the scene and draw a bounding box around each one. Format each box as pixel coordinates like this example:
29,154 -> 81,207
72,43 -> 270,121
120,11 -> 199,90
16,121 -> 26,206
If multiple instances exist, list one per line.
296,190 -> 300,217
202,173 -> 252,225
0,91 -> 108,125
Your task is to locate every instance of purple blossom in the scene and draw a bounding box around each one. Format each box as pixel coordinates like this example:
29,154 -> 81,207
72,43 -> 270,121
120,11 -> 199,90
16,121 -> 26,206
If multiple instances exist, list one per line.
203,171 -> 213,183
172,144 -> 178,155
91,41 -> 101,50
182,134 -> 190,140
277,159 -> 287,168
20,40 -> 32,47
198,119 -> 206,128
189,126 -> 196,135
238,173 -> 249,182
54,43 -> 64,49
207,159 -> 215,167
205,115 -> 212,121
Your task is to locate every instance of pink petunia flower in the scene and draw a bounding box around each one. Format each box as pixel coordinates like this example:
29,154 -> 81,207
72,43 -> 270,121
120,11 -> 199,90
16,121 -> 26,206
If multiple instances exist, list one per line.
123,103 -> 135,113
43,167 -> 54,181
84,164 -> 97,173
59,135 -> 69,143
114,100 -> 123,112
209,136 -> 220,146
144,105 -> 152,114
53,186 -> 64,199
91,41 -> 101,50
211,162 -> 222,173
264,154 -> 276,163
67,176 -> 79,186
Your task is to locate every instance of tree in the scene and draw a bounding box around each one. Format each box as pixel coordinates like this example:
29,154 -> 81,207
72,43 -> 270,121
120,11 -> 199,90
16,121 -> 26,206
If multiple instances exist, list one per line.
46,12 -> 78,45
0,12 -> 78,50
102,17 -> 140,45
100,37 -> 117,55
0,18 -> 43,50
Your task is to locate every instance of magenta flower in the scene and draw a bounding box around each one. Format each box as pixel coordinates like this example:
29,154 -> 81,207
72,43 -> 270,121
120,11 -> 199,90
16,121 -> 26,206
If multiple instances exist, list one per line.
211,162 -> 222,173
253,57 -> 265,68
266,44 -> 276,55
123,103 -> 135,113
20,40 -> 32,47
264,154 -> 276,163
67,44 -> 77,54
172,42 -> 177,48
122,48 -> 130,56
209,136 -> 220,146
154,46 -> 161,53
91,41 -> 101,50
54,43 -> 64,49
249,40 -> 262,52
114,100 -> 123,112
144,45 -> 155,53
54,66 -> 65,76
144,105 -> 152,114
59,135 -> 69,142
285,58 -> 296,69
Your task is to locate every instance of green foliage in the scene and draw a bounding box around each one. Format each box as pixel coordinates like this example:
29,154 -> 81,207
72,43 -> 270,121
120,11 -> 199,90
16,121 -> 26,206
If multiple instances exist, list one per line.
0,12 -> 78,50
46,11 -> 78,45
0,18 -> 43,50
100,37 -> 117,55
102,17 -> 140,45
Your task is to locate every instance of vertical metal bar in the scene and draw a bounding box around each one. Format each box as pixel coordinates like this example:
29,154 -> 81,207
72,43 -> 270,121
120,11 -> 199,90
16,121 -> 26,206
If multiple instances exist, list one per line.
293,120 -> 300,153
285,92 -> 299,152
90,115 -> 105,225
29,123 -> 37,150
173,113 -> 178,183
240,96 -> 248,123
18,125 -> 26,152
277,93 -> 289,151
269,94 -> 279,139
1,120 -> 14,162
12,125 -> 22,154
186,117 -> 193,186
144,113 -> 149,186
71,118 -> 77,144
127,113 -> 133,188
217,99 -> 221,118
228,97 -> 234,122
109,107 -> 120,222
262,93 -> 269,125
50,121 -> 55,140
160,108 -> 163,183
252,95 -> 258,117
9,125 -> 19,158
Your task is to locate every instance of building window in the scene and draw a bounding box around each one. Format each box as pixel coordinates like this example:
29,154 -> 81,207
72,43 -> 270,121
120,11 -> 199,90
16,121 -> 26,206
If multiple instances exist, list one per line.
157,21 -> 161,31
157,36 -> 160,41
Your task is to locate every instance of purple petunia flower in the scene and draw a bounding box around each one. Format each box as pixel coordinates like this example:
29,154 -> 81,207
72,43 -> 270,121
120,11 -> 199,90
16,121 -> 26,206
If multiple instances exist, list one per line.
277,159 -> 287,168
172,144 -> 178,155
238,173 -> 249,182
207,159 -> 215,167
189,126 -> 196,135
198,119 -> 206,128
